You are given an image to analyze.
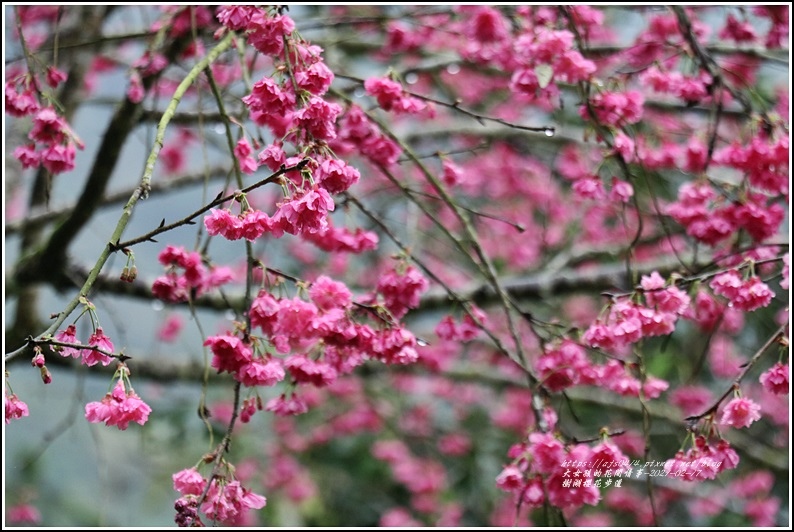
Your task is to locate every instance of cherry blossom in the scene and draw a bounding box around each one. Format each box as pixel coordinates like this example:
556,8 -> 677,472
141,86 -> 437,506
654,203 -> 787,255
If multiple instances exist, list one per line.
759,363 -> 789,395
720,396 -> 762,428
85,379 -> 152,430
5,393 -> 30,424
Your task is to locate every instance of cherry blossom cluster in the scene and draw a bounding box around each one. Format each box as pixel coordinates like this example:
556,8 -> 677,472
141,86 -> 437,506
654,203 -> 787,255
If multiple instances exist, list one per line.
665,182 -> 786,247
6,52 -> 83,175
84,373 -> 152,431
396,6 -> 603,110
203,265 -> 430,416
204,205 -> 276,242
53,324 -> 115,367
8,99 -> 82,175
664,435 -> 740,482
536,339 -> 669,399
213,6 -> 389,252
364,76 -> 428,115
640,65 -> 717,105
714,134 -> 789,196
580,90 -> 644,128
709,269 -> 775,312
582,271 -> 692,353
152,245 -> 234,303
301,218 -> 379,254
126,50 -> 167,103
335,104 -> 403,167
663,385 -> 770,485
496,432 -> 630,511
172,464 -> 266,526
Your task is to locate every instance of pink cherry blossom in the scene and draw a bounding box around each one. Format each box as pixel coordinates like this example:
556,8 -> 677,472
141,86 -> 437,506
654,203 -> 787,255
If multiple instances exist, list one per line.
720,396 -> 762,428
13,144 -> 40,168
371,326 -> 419,365
29,107 -> 69,144
376,264 -> 430,319
303,221 -> 379,254
609,177 -> 634,203
85,379 -> 152,430
54,324 -> 81,358
581,90 -> 644,126
294,61 -> 334,96
239,210 -> 272,242
588,441 -> 629,475
293,96 -> 342,141
759,362 -> 789,395
82,327 -> 114,366
159,144 -> 186,175
495,464 -> 524,492
535,339 -> 590,392
41,143 -> 76,174
200,478 -> 267,525
745,497 -> 781,527
205,334 -> 253,375
315,158 -> 360,195
710,271 -> 774,312
273,187 -> 335,235
5,392 -> 30,424
236,358 -> 285,387
242,77 -> 295,118
246,11 -> 295,56
5,81 -> 40,116
718,14 -> 757,43
157,314 -> 184,343
730,470 -> 774,498
216,5 -> 256,31
309,275 -> 352,310
249,290 -> 281,335
172,467 -> 207,496
265,393 -> 309,416
151,273 -> 189,303
572,177 -> 606,200
257,143 -> 286,171
285,354 -> 338,387
465,6 -> 508,43
6,503 -> 42,525
204,209 -> 244,240
127,72 -> 144,103
527,432 -> 565,474
613,131 -> 635,162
